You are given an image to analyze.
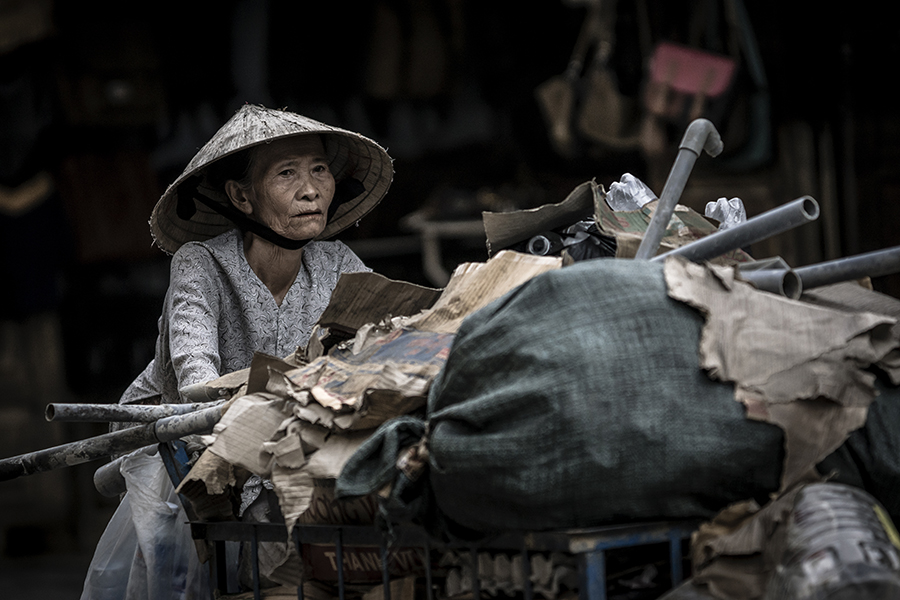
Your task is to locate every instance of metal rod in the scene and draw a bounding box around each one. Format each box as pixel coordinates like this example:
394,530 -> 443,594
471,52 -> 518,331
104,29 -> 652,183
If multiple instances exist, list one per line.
652,196 -> 820,264
634,118 -> 724,259
471,547 -> 480,600
579,551 -> 608,600
295,527 -> 305,600
215,540 -> 228,594
45,400 -> 224,423
669,533 -> 684,586
336,529 -> 346,600
424,539 -> 434,600
522,547 -> 533,600
252,525 -> 261,600
381,540 -> 392,600
738,269 -> 803,299
795,245 -> 900,290
0,404 -> 224,481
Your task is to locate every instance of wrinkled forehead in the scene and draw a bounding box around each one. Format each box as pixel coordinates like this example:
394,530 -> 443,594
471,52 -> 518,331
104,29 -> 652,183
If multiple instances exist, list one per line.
251,134 -> 328,171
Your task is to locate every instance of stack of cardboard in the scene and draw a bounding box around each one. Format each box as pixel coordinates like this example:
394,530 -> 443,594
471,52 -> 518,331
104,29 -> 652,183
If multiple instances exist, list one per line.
175,250 -> 561,587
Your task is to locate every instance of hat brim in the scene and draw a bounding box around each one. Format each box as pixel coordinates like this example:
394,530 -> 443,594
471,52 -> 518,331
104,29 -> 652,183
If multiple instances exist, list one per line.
150,105 -> 394,255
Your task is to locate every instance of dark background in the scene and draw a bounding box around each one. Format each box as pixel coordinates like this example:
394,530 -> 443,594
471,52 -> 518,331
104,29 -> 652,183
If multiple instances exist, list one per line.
0,0 -> 898,596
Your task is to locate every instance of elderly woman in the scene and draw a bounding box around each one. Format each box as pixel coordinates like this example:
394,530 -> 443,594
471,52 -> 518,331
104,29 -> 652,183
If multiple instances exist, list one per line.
81,105 -> 393,599
120,104 -> 392,407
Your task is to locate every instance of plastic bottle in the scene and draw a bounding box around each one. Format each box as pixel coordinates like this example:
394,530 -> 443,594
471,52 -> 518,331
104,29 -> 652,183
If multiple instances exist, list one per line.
705,197 -> 747,230
606,173 -> 658,211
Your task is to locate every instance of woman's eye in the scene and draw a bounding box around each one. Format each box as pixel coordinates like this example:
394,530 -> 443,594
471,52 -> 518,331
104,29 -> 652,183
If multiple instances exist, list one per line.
278,169 -> 294,177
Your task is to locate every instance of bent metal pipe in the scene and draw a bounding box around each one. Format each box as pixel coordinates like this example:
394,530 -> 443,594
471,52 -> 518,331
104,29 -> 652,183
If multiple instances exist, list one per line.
634,118 -> 724,260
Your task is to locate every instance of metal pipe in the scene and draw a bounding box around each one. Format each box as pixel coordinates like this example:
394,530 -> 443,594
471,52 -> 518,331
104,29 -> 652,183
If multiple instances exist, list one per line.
93,456 -> 127,497
45,400 -> 225,423
0,404 -> 225,482
738,269 -> 803,299
652,196 -> 820,264
634,119 -> 724,259
795,245 -> 900,291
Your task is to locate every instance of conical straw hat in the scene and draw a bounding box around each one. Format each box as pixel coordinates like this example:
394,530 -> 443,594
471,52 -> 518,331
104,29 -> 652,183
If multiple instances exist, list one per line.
150,104 -> 394,254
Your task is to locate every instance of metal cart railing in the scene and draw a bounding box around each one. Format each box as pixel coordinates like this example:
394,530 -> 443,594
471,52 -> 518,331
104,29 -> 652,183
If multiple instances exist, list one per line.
160,433 -> 698,600
188,518 -> 698,600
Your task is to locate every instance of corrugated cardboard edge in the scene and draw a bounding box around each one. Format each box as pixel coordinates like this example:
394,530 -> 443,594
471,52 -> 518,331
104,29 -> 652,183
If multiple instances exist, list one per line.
482,181 -> 598,255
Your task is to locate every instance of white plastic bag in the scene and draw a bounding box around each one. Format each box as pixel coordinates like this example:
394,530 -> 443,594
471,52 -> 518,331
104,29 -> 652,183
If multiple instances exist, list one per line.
81,450 -> 210,600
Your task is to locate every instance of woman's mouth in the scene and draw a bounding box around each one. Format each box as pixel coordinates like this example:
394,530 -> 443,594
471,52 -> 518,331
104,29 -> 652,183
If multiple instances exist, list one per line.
293,210 -> 322,219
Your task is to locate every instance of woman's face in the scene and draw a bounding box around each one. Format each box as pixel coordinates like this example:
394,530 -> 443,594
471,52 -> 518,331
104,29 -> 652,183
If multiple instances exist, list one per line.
237,135 -> 335,241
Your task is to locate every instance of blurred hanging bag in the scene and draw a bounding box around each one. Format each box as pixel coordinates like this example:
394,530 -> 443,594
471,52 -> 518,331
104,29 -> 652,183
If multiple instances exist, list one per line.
533,12 -> 592,158
574,0 -> 643,151
639,0 -> 771,168
638,0 -> 741,156
643,41 -> 736,125
535,0 -> 642,158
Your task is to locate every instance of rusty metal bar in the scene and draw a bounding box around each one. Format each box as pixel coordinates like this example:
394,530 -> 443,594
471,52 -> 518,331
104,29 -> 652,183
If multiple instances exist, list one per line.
45,400 -> 225,423
0,404 -> 225,482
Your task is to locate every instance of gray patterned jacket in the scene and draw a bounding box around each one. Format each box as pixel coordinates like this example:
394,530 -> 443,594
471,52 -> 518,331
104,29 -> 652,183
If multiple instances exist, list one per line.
119,228 -> 368,405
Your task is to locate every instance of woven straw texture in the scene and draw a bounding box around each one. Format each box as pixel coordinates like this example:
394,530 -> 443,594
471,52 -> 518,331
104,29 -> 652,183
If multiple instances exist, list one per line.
150,105 -> 393,254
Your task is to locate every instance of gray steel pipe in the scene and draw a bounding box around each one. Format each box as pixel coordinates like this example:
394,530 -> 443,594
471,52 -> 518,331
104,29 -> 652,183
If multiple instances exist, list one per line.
0,404 -> 225,482
45,400 -> 224,423
93,446 -> 158,498
634,118 -> 724,259
93,455 -> 128,498
738,269 -> 803,299
795,245 -> 900,291
652,196 -> 820,264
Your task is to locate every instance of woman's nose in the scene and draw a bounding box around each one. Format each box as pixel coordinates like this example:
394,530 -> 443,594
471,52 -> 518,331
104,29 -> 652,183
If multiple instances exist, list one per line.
295,176 -> 318,200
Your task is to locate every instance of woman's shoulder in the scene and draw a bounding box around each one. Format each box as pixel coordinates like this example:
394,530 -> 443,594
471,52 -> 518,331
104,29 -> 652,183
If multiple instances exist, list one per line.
306,240 -> 369,271
172,229 -> 242,268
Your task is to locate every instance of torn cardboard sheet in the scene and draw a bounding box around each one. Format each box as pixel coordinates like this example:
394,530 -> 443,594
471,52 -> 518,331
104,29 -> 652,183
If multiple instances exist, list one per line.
405,250 -> 561,334
482,180 -> 597,256
184,249 -> 563,544
271,429 -> 373,530
256,252 -> 561,531
275,326 -> 454,428
300,272 -> 445,363
663,256 -> 899,490
207,393 -> 294,475
801,281 -> 900,384
315,271 -> 442,336
690,485 -> 803,600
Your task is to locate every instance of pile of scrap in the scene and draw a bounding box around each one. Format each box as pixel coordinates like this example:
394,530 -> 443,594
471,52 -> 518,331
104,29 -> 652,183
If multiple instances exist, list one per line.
337,179 -> 900,598
173,250 -> 563,587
